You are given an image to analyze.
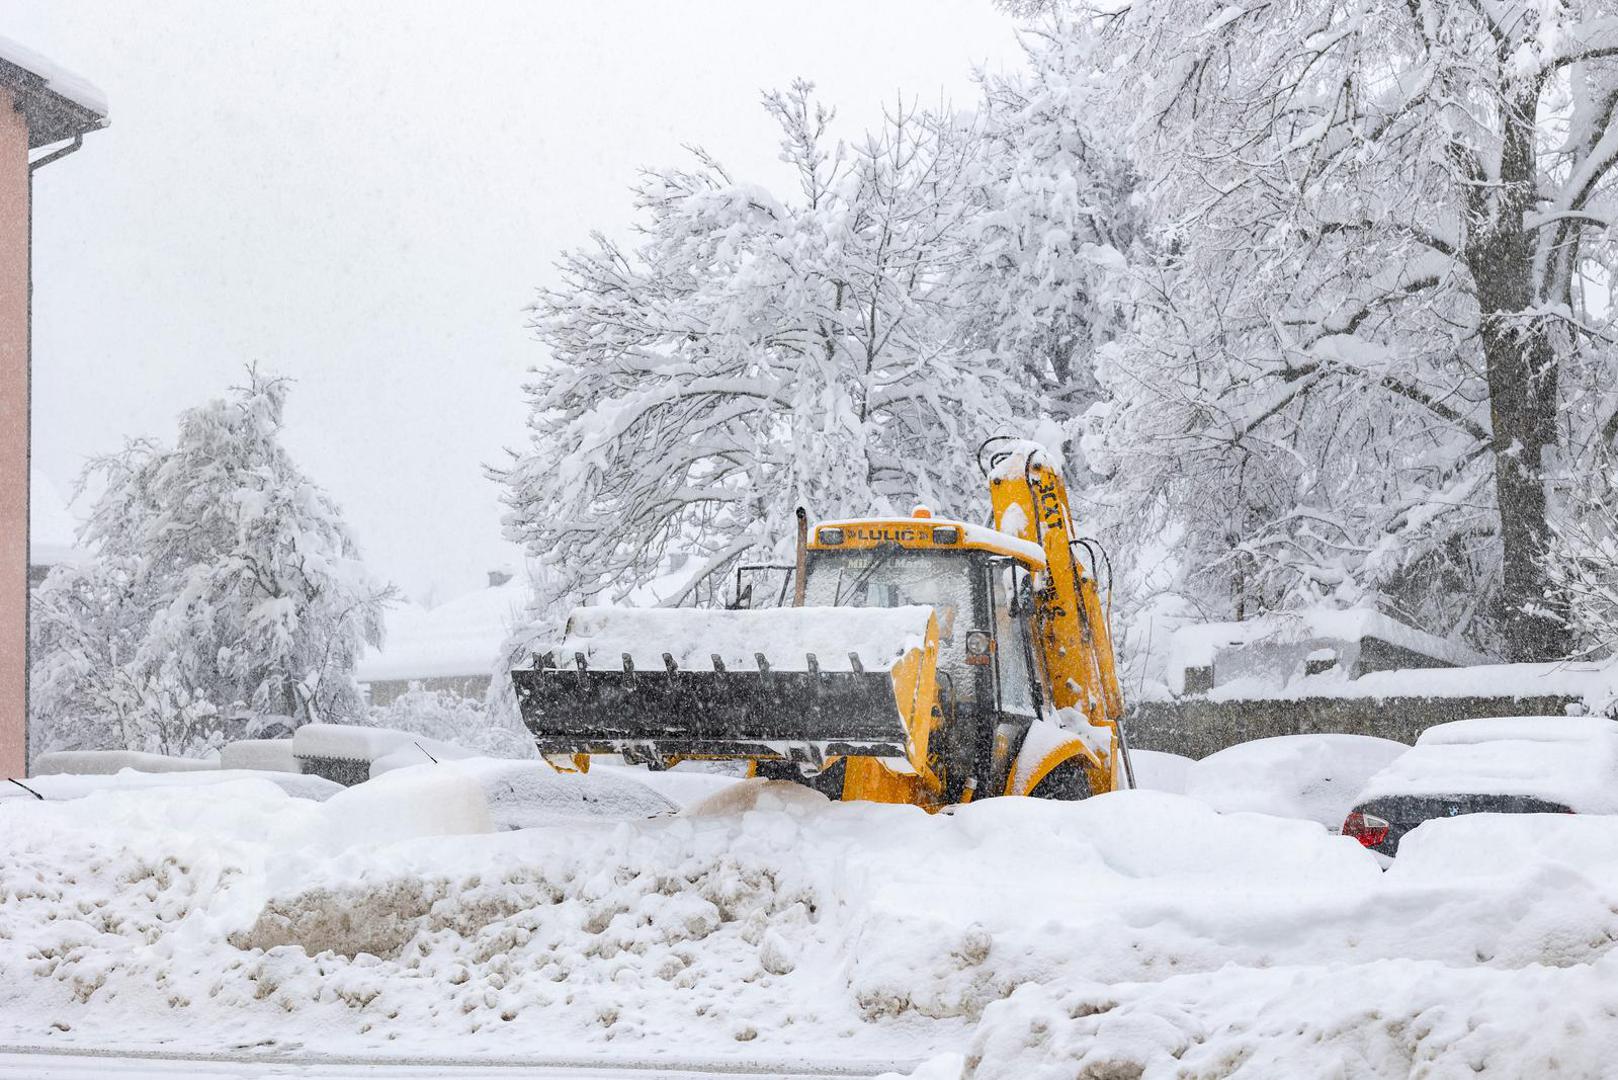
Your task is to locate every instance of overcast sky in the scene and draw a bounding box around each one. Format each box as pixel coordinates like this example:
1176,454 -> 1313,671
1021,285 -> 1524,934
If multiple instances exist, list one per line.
13,2 -> 1025,605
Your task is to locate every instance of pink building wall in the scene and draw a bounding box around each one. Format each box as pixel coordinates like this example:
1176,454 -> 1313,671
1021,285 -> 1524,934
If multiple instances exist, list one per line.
0,91 -> 29,778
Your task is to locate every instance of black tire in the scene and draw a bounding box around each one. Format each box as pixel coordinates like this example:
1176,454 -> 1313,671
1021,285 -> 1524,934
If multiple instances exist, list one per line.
1030,760 -> 1093,801
754,758 -> 847,799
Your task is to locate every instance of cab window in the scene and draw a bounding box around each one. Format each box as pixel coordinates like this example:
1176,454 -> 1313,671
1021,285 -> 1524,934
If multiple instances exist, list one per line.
991,560 -> 1038,717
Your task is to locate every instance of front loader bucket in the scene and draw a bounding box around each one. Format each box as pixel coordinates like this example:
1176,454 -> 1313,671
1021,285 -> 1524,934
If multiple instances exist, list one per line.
511,605 -> 939,767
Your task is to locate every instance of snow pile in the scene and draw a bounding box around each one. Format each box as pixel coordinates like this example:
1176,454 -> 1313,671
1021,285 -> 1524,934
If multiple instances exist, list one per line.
317,765 -> 493,850
31,750 -> 219,776
5,782 -> 1618,1071
0,768 -> 342,803
910,954 -> 1618,1079
553,604 -> 936,673
1126,749 -> 1193,793
1182,733 -> 1408,827
1356,715 -> 1618,813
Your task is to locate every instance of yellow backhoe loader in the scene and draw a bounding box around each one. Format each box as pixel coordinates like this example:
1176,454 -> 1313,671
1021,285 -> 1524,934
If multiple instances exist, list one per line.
511,438 -> 1135,806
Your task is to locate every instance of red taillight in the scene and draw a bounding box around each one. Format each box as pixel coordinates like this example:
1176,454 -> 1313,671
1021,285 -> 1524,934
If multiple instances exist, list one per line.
1342,811 -> 1390,848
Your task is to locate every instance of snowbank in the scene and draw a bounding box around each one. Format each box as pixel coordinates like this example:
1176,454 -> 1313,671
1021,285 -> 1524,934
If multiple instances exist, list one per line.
553,604 -> 936,673
1126,749 -> 1193,794
31,750 -> 218,776
5,780 -> 1618,1071
317,764 -> 493,849
906,954 -> 1618,1079
1182,733 -> 1408,827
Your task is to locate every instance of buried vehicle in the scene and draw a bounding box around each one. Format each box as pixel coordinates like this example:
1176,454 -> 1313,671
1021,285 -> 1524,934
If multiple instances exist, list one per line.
512,439 -> 1135,808
1341,715 -> 1618,857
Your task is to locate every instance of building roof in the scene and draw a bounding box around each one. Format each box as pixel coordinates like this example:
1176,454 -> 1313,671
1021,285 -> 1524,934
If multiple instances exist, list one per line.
356,559 -> 709,686
0,36 -> 108,148
1169,607 -> 1488,672
356,578 -> 530,684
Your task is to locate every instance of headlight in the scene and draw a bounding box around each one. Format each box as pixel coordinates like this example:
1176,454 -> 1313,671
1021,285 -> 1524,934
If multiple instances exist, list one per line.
818,527 -> 845,544
931,526 -> 960,544
965,629 -> 993,666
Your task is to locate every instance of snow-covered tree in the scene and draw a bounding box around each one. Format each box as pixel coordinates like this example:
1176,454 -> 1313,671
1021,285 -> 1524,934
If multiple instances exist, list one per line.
1544,446 -> 1618,659
29,372 -> 393,757
965,34 -> 1142,449
497,81 -> 1037,612
1021,0 -> 1618,660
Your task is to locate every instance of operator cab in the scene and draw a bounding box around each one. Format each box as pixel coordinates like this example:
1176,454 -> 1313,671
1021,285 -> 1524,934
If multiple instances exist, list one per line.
803,511 -> 1050,761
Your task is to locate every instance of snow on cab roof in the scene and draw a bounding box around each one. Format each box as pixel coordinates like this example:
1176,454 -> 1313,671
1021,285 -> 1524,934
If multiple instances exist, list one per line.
1357,715 -> 1618,813
0,36 -> 108,145
814,516 -> 1048,566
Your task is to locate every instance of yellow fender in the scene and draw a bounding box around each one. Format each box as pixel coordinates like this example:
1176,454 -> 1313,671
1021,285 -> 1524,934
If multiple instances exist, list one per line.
1004,718 -> 1106,797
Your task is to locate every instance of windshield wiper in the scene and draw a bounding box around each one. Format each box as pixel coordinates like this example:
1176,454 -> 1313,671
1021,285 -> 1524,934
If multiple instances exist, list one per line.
834,544 -> 901,607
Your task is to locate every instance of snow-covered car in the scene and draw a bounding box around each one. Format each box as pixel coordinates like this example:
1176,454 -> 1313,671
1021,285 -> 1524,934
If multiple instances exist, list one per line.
1181,733 -> 1408,829
455,758 -> 682,829
1342,716 -> 1618,857
0,767 -> 345,803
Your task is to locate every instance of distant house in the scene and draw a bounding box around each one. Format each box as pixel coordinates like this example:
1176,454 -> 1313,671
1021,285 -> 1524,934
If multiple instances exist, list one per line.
358,573 -> 530,705
1168,608 -> 1488,696
358,557 -> 705,707
1,38 -> 107,779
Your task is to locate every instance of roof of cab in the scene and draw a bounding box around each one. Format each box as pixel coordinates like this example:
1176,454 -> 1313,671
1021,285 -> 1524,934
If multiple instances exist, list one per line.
811,516 -> 1047,567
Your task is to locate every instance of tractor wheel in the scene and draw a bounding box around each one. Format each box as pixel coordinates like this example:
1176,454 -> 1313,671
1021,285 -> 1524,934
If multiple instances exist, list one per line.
754,758 -> 846,799
1030,760 -> 1093,801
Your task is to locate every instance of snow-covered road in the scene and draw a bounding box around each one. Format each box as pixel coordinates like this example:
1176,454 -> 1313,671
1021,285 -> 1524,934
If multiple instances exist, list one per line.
0,1047 -> 905,1079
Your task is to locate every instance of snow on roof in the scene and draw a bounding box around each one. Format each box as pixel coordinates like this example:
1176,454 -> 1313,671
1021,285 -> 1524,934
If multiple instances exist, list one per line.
292,722 -> 427,762
29,468 -> 84,568
1356,716 -> 1618,812
1415,715 -> 1618,747
357,578 -> 530,683
0,35 -> 107,120
358,556 -> 716,686
1169,608 -> 1487,671
1198,661 -> 1609,703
